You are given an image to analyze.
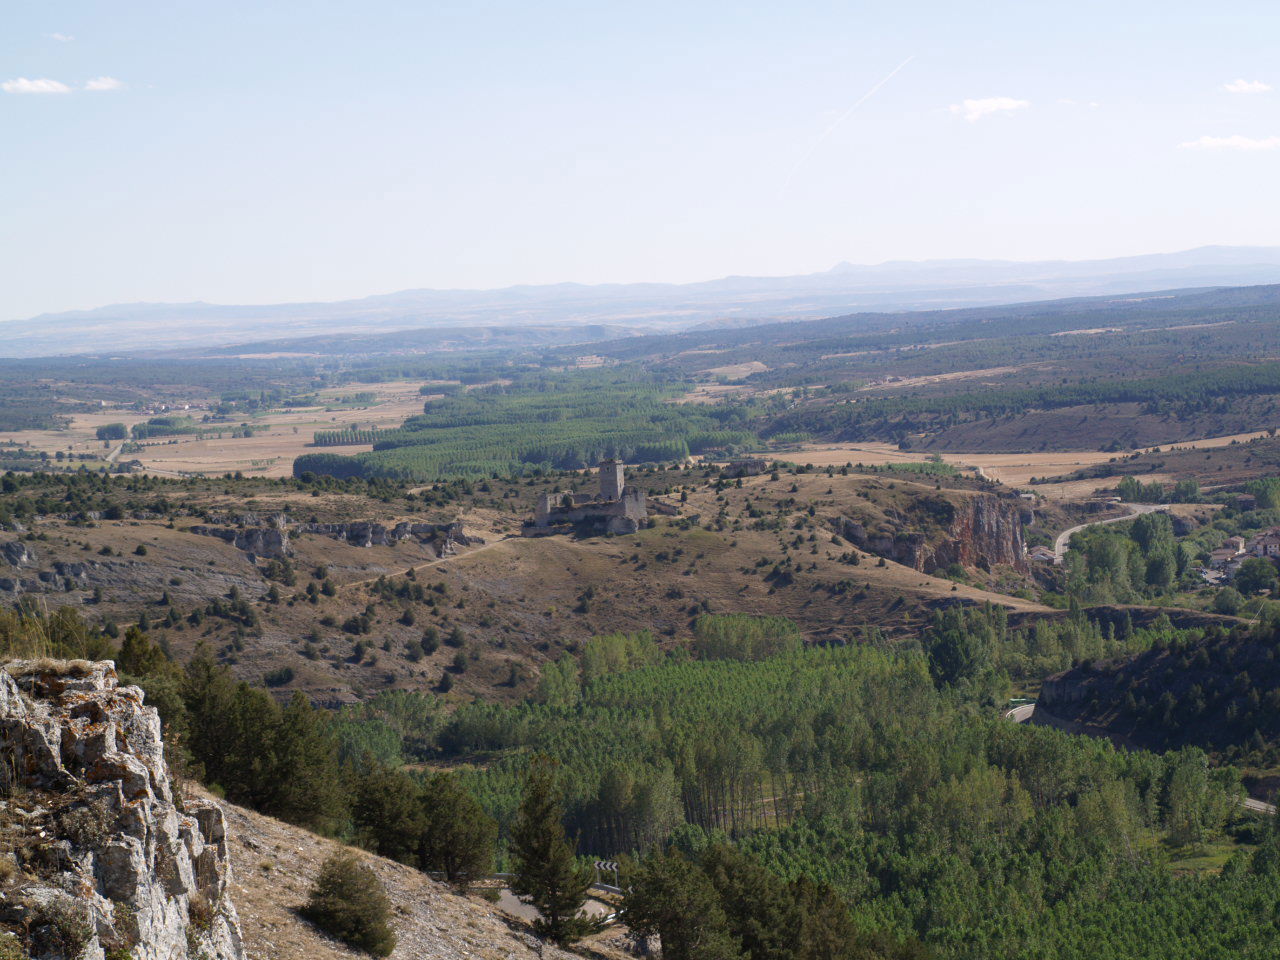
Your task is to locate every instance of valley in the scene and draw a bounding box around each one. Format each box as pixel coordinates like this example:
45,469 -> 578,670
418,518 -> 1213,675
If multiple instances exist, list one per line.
7,279 -> 1280,960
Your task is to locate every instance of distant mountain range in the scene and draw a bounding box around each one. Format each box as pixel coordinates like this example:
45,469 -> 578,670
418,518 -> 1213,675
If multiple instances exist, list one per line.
5,245 -> 1280,358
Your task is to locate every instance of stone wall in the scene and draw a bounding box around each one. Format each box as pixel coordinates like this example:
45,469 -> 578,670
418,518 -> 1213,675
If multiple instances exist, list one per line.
532,487 -> 647,535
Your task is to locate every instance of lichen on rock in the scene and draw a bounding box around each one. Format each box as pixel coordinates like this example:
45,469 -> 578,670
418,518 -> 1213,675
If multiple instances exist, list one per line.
0,659 -> 244,960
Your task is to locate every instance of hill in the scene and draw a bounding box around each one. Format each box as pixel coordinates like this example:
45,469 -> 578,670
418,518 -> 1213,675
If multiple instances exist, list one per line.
8,246 -> 1280,357
0,467 -> 1048,705
215,787 -> 627,960
1038,623 -> 1280,774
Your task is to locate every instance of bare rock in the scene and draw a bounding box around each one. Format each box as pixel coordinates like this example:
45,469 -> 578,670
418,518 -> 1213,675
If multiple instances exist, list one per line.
835,492 -> 1028,575
1,540 -> 36,567
0,660 -> 245,960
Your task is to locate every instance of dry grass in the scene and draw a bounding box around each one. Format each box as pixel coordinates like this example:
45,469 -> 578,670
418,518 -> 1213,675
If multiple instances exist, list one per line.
207,787 -> 629,960
0,380 -> 433,478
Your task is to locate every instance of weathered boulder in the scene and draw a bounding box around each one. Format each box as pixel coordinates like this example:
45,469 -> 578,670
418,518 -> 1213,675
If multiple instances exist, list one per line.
1,541 -> 36,567
189,524 -> 291,559
298,519 -> 475,556
0,660 -> 244,960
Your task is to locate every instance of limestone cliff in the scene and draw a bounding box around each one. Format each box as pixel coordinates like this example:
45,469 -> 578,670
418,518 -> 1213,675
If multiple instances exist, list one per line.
187,517 -> 476,557
0,660 -> 244,960
836,492 -> 1028,575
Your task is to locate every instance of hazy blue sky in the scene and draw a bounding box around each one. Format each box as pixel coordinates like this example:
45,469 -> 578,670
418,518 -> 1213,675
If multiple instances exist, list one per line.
3,0 -> 1279,319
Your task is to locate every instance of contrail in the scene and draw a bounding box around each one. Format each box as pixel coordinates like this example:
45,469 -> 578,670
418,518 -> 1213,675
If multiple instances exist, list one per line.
779,55 -> 915,196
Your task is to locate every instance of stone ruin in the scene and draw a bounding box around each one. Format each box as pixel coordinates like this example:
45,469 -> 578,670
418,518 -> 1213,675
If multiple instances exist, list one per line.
528,459 -> 647,536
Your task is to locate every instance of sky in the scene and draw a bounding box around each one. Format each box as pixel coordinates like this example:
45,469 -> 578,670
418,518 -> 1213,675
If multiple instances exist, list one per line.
3,0 -> 1280,320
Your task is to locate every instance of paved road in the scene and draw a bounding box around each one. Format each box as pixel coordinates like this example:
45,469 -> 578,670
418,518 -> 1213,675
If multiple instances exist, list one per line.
1053,503 -> 1172,565
1004,703 -> 1036,723
494,888 -> 614,924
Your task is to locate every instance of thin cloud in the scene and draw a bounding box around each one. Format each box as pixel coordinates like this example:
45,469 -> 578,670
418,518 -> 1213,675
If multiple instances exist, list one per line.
85,76 -> 124,92
1179,134 -> 1280,151
2,77 -> 71,94
48,33 -> 74,42
779,55 -> 915,196
1223,78 -> 1271,94
949,97 -> 1029,122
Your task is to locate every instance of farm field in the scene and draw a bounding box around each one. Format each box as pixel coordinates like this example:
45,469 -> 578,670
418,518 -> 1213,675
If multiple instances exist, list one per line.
773,429 -> 1279,498
0,380 -> 434,477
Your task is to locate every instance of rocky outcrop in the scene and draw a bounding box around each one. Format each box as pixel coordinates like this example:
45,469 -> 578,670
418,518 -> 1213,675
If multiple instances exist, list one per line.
189,514 -> 291,559
296,520 -> 476,556
836,493 -> 1028,575
1,541 -> 36,567
188,516 -> 476,560
0,559 -> 263,605
942,494 -> 1029,574
189,525 -> 292,560
0,660 -> 244,960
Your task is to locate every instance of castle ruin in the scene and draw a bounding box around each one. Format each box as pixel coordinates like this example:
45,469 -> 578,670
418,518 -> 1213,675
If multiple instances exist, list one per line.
529,458 -> 647,535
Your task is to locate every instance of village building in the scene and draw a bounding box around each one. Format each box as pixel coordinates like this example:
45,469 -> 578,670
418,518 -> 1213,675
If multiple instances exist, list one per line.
1249,529 -> 1280,558
527,459 -> 648,535
1209,536 -> 1248,569
1209,548 -> 1242,569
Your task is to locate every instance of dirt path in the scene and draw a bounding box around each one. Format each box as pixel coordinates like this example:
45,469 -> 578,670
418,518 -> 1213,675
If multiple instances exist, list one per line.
342,535 -> 513,590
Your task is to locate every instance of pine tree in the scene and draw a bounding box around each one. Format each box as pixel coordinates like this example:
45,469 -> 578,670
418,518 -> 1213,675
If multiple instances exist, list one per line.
418,773 -> 496,885
352,763 -> 423,866
623,849 -> 742,960
266,692 -> 349,834
117,626 -> 166,676
301,851 -> 396,957
510,756 -> 595,945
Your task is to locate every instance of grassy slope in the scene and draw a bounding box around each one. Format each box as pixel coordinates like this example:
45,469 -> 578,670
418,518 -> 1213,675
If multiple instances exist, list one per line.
205,785 -> 629,960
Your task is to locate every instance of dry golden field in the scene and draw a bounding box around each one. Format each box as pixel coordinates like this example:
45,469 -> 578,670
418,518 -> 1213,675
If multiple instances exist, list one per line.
0,380 -> 436,477
770,428 -> 1278,499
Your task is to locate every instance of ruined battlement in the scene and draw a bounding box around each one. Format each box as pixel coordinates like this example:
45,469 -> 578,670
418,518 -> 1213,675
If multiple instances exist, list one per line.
529,460 -> 647,535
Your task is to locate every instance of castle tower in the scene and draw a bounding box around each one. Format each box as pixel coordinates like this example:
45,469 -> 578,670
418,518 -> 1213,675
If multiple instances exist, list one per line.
535,491 -> 558,526
599,459 -> 625,501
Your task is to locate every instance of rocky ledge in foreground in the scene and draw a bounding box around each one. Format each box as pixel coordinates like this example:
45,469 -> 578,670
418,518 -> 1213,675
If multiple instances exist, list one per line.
0,659 -> 244,960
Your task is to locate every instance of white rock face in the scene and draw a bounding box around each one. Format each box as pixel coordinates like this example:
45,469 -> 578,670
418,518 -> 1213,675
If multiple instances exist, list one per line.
0,660 -> 245,960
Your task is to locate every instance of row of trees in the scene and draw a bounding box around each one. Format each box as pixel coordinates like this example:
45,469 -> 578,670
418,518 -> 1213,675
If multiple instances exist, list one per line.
342,611 -> 1255,958
295,373 -> 763,481
768,361 -> 1280,442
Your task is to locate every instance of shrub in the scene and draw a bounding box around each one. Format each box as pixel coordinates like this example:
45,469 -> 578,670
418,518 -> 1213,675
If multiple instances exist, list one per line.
1214,587 -> 1245,616
264,666 -> 295,687
0,932 -> 24,960
300,851 -> 396,957
32,899 -> 93,958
